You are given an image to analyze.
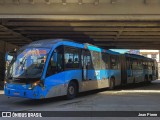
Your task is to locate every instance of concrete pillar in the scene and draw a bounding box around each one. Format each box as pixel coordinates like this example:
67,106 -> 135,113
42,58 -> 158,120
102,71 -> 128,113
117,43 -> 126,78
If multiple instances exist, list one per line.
0,41 -> 18,89
0,41 -> 6,88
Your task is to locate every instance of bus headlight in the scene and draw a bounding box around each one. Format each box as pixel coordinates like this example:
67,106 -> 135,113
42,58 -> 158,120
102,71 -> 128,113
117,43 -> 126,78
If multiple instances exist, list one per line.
29,80 -> 44,90
4,80 -> 7,88
4,80 -> 7,85
33,81 -> 39,86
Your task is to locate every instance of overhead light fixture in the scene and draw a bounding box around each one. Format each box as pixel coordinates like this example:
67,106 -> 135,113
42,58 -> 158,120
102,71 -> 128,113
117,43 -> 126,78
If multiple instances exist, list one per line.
94,0 -> 99,5
111,0 -> 117,4
45,0 -> 50,4
62,0 -> 67,5
143,0 -> 148,4
29,0 -> 34,4
78,0 -> 83,5
13,0 -> 20,4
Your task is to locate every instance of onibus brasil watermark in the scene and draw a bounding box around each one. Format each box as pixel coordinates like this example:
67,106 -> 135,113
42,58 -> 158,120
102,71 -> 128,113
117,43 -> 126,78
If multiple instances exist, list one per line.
1,111 -> 160,117
2,112 -> 42,117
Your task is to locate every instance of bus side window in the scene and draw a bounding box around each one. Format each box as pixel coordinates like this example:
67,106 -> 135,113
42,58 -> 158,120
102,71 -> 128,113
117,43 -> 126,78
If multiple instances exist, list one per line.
64,47 -> 80,69
148,62 -> 151,70
117,57 -> 120,69
132,59 -> 137,70
127,58 -> 131,69
81,49 -> 92,70
91,51 -> 100,70
101,53 -> 106,69
46,46 -> 64,77
101,53 -> 109,69
110,55 -> 118,69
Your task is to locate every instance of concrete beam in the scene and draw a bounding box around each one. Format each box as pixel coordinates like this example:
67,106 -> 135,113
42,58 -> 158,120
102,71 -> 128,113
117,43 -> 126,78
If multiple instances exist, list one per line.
95,40 -> 159,43
18,31 -> 160,36
93,38 -> 160,42
122,32 -> 160,36
13,27 -> 74,31
26,34 -> 93,39
19,31 -> 117,35
12,27 -> 160,32
0,32 -> 11,35
5,21 -> 160,27
5,41 -> 28,43
2,15 -> 160,21
91,35 -> 160,39
1,1 -> 160,16
0,25 -> 32,42
119,36 -> 160,39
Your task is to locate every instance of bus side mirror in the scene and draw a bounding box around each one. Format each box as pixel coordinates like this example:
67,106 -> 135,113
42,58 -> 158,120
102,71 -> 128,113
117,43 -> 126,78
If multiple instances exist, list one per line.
7,50 -> 17,61
5,52 -> 15,62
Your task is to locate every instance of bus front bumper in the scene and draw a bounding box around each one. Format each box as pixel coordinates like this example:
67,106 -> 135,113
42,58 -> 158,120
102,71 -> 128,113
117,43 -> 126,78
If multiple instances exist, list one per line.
4,87 -> 43,99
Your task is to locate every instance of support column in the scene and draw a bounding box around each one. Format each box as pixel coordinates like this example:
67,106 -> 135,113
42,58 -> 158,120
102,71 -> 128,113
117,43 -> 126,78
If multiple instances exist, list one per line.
0,42 -> 5,89
0,41 -> 18,89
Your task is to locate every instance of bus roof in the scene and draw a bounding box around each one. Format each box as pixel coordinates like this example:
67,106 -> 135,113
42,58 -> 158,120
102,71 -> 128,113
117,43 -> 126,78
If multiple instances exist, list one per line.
84,43 -> 120,55
106,50 -> 121,55
20,39 -> 120,55
125,53 -> 154,61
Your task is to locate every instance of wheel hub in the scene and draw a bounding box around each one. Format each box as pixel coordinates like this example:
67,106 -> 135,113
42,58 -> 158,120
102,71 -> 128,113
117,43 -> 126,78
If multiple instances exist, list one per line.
69,86 -> 74,95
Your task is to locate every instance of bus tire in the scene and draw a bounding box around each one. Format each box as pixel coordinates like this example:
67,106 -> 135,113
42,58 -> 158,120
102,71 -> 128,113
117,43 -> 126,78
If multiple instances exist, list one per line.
133,78 -> 136,84
109,77 -> 115,90
149,75 -> 152,81
66,81 -> 78,99
144,75 -> 148,83
148,75 -> 152,84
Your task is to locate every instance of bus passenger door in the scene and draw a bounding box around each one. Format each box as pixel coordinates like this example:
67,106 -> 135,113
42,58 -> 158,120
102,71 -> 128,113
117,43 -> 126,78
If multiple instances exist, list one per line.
82,50 -> 88,81
82,49 -> 93,80
81,49 -> 95,91
128,58 -> 134,83
120,55 -> 127,85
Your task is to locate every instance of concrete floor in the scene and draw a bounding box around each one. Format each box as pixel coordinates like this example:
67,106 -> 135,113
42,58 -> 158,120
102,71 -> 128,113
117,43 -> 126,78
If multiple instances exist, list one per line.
0,80 -> 160,120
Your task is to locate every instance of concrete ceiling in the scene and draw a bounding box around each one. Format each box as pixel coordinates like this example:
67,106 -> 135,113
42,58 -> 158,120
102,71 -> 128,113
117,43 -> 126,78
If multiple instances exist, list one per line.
0,0 -> 160,49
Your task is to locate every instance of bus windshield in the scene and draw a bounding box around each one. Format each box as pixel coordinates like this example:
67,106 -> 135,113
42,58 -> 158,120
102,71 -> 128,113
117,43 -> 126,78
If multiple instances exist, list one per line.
6,48 -> 50,79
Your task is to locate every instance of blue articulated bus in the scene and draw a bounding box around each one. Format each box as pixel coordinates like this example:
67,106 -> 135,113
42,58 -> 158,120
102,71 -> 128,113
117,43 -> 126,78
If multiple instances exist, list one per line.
4,39 -> 158,99
120,53 -> 158,85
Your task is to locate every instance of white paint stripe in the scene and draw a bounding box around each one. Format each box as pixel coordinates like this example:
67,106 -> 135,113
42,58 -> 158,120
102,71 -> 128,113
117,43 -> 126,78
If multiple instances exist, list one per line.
100,90 -> 160,94
0,90 -> 4,94
117,90 -> 160,93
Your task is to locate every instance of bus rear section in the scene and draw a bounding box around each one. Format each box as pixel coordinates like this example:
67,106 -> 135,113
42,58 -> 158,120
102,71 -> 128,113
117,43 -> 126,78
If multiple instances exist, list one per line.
120,54 -> 136,85
120,54 -> 158,85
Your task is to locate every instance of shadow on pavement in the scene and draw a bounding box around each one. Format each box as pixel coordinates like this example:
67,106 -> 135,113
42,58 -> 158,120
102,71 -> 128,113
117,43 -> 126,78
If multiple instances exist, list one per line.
12,80 -> 160,106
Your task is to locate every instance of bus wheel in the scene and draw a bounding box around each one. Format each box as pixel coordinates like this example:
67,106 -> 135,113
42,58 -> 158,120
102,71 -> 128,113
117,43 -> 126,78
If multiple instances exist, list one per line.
144,75 -> 148,83
148,76 -> 152,84
67,81 -> 77,99
109,77 -> 115,90
133,78 -> 136,84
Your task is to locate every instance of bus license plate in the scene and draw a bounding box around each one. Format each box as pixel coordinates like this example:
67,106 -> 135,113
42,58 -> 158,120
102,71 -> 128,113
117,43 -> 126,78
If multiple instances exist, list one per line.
14,92 -> 20,96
